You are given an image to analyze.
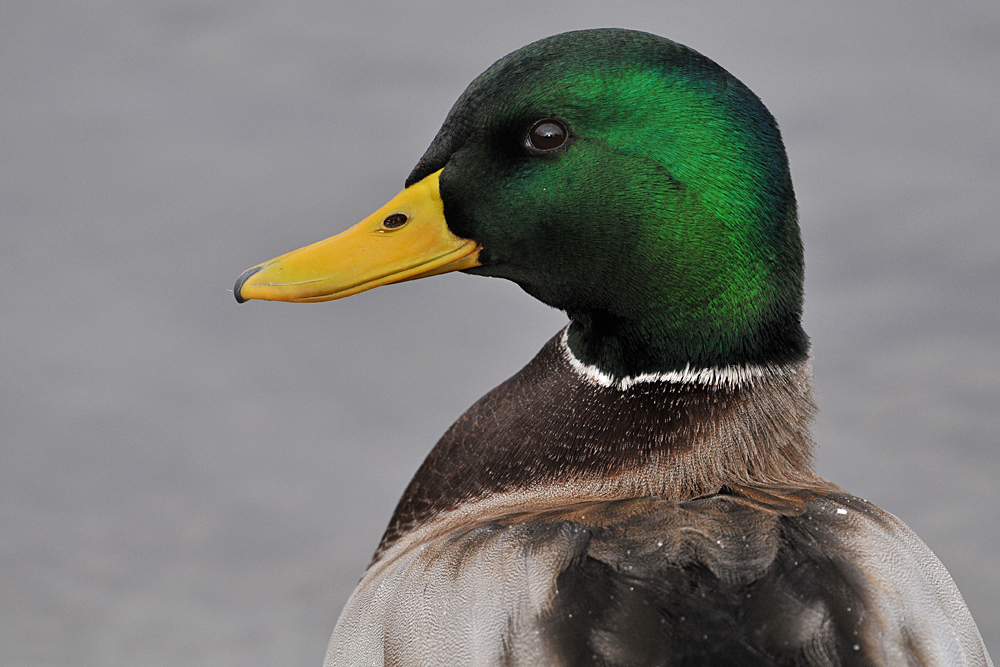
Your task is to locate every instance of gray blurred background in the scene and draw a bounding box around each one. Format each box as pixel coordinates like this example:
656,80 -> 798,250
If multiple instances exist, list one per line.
2,2 -> 998,665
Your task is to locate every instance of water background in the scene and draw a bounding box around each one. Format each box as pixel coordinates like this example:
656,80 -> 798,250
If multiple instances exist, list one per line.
3,2 -> 998,665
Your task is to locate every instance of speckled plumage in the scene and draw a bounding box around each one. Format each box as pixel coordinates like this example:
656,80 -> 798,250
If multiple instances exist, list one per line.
326,333 -> 991,667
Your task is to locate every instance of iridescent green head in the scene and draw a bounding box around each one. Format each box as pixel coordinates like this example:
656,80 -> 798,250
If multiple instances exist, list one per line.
237,29 -> 807,379
407,29 -> 806,377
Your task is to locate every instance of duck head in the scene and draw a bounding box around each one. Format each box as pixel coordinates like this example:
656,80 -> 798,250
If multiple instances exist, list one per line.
236,29 -> 807,380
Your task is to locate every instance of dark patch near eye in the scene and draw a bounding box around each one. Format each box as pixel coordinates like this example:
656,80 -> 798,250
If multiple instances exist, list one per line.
383,213 -> 408,229
526,119 -> 569,153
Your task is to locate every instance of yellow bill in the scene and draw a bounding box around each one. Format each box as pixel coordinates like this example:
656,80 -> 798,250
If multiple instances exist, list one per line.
234,169 -> 480,303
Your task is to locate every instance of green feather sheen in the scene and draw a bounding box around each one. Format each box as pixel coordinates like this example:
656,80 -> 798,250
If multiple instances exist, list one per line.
413,29 -> 805,376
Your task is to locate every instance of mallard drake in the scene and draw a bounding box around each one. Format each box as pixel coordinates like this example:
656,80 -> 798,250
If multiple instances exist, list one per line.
235,29 -> 992,667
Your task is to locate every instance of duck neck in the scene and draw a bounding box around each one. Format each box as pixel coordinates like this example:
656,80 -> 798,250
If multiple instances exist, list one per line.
564,306 -> 809,381
374,329 -> 820,562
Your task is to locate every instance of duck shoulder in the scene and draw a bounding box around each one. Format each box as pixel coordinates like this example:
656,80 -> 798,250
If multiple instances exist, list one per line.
327,489 -> 991,667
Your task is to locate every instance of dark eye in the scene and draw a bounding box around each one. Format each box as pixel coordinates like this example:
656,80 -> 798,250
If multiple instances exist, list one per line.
382,213 -> 407,229
526,119 -> 569,152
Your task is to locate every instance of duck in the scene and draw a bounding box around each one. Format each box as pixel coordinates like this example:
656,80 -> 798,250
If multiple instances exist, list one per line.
234,29 -> 992,667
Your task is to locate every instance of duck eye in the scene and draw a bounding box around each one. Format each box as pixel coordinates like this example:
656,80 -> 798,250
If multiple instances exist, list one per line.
382,213 -> 407,229
526,119 -> 568,152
